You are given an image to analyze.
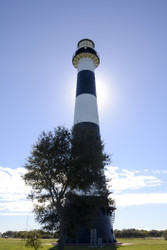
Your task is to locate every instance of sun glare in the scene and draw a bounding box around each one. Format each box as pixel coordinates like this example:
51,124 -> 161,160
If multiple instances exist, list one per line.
96,74 -> 110,109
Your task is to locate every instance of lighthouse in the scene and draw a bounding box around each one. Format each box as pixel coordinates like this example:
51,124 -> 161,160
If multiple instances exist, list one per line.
71,39 -> 116,244
73,39 -> 100,135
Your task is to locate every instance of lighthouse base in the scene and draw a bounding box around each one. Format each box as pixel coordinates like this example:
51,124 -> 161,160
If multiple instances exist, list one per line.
65,208 -> 116,244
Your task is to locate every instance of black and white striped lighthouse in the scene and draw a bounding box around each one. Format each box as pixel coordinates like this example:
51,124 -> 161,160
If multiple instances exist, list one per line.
73,39 -> 100,135
71,39 -> 116,244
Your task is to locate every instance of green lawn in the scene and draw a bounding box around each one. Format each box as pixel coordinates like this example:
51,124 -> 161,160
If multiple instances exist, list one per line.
116,238 -> 167,250
0,238 -> 167,250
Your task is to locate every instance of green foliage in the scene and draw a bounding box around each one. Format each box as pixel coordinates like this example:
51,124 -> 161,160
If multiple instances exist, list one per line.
25,231 -> 42,250
71,126 -> 111,192
1,230 -> 54,239
114,229 -> 165,238
164,230 -> 167,240
23,126 -> 112,250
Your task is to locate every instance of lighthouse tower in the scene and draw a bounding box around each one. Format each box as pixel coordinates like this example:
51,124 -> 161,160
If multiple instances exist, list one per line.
71,39 -> 116,244
73,39 -> 100,135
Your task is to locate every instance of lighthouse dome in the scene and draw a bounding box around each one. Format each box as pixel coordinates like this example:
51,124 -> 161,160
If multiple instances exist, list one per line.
77,39 -> 95,49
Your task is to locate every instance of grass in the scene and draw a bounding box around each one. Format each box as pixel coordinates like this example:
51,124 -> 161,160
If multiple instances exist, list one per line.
116,238 -> 167,250
0,238 -> 167,250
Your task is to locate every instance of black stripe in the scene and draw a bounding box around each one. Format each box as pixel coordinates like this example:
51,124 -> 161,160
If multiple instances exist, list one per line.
76,70 -> 96,97
73,122 -> 100,136
73,47 -> 99,62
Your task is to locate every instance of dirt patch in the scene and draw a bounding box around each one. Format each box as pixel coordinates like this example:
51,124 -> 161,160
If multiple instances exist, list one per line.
122,243 -> 133,245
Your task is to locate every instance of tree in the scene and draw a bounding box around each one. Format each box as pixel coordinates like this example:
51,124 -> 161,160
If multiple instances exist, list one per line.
23,126 -> 111,250
164,230 -> 167,240
25,231 -> 42,250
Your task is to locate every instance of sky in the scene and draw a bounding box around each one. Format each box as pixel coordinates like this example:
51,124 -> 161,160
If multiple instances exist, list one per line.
0,0 -> 167,233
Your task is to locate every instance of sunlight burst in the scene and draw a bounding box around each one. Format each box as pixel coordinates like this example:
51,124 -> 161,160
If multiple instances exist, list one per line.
96,74 -> 110,109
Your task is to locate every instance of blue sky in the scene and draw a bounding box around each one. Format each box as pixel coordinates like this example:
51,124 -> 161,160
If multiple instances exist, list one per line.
0,0 -> 167,233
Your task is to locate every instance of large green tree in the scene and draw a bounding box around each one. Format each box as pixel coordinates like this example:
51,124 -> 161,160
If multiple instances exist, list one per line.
23,126 -> 111,250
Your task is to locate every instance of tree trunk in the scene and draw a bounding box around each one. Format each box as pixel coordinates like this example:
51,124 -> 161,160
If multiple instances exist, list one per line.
58,211 -> 65,250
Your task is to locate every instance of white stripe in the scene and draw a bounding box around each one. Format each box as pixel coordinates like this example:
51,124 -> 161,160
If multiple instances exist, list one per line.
74,94 -> 99,125
77,57 -> 95,73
